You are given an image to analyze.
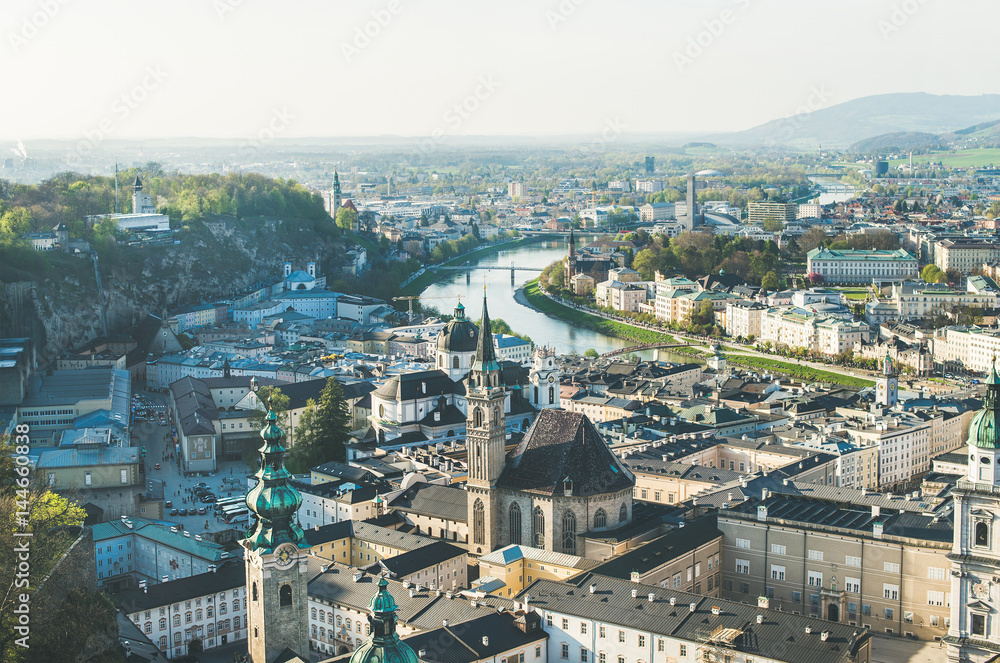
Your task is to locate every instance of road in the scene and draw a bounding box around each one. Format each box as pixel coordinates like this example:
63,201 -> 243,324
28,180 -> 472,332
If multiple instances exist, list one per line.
134,388 -> 253,535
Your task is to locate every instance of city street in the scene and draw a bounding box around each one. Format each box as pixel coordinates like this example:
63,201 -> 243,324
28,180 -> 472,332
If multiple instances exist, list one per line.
134,388 -> 254,535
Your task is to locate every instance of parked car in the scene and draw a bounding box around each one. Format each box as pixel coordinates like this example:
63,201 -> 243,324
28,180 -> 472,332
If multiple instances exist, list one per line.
197,507 -> 207,515
194,482 -> 210,490
154,463 -> 161,470
178,508 -> 188,516
200,494 -> 217,504
165,501 -> 173,508
169,508 -> 179,516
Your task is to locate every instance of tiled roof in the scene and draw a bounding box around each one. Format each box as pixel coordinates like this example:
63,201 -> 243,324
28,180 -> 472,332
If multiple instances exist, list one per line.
389,483 -> 468,522
374,541 -> 467,578
500,410 -> 634,497
114,562 -> 244,614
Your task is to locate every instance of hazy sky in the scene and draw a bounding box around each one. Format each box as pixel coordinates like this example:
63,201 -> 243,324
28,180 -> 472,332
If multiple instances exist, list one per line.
3,0 -> 996,141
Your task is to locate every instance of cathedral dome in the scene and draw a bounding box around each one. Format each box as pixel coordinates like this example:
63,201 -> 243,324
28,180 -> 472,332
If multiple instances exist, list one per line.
437,301 -> 479,353
968,363 -> 1000,449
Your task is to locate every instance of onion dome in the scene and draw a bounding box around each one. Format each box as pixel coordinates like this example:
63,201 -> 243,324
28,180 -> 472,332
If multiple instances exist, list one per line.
437,300 -> 479,353
349,576 -> 419,663
244,407 -> 307,553
967,361 -> 1000,450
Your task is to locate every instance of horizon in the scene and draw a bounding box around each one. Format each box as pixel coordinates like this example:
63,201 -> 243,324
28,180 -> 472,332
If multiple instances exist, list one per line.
4,0 -> 997,143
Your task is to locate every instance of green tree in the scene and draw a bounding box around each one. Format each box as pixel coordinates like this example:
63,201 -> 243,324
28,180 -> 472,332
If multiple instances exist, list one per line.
632,248 -> 660,281
761,216 -> 784,232
286,379 -> 352,473
761,271 -> 780,290
335,207 -> 358,230
584,348 -> 599,358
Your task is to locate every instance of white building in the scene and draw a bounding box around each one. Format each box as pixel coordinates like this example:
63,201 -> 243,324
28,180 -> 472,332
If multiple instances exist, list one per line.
798,203 -> 823,219
494,334 -> 532,364
807,248 -> 918,284
725,301 -> 766,340
117,562 -> 247,660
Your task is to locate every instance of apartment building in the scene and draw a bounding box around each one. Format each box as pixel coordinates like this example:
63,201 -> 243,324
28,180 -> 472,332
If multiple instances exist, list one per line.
748,201 -> 797,225
844,413 -> 932,489
798,203 -> 824,219
719,490 -> 953,642
760,308 -> 872,355
934,238 -> 1000,274
639,202 -> 675,222
116,562 -> 247,660
807,248 -> 918,284
931,326 -> 1000,374
725,301 -> 766,340
595,280 -> 649,312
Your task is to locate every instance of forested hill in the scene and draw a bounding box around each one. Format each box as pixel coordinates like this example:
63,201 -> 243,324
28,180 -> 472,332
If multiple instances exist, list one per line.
0,170 -> 414,361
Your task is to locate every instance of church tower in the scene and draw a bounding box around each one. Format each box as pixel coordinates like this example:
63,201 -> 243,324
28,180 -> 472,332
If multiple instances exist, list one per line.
566,227 -> 576,280
947,361 -> 1000,663
332,172 -> 342,222
875,351 -> 898,408
348,577 -> 419,663
529,346 -> 560,410
465,292 -> 506,555
243,406 -> 310,663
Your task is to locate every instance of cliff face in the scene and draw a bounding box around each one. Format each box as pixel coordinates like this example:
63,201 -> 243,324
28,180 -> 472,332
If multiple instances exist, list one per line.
1,215 -> 346,362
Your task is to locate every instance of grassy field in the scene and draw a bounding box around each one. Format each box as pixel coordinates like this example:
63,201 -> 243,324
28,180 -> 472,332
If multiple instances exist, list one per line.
888,148 -> 1000,168
523,280 -> 671,345
723,354 -> 875,388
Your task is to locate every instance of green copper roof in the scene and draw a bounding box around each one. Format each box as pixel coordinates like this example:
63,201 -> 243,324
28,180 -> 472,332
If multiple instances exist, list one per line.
968,361 -> 1000,450
243,408 -> 308,553
350,577 -> 419,663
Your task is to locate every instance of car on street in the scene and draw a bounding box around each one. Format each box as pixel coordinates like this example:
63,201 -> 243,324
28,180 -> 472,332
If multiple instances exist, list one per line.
194,482 -> 209,490
169,508 -> 179,516
178,508 -> 188,516
165,501 -> 173,508
197,507 -> 207,515
154,463 -> 161,470
200,494 -> 217,504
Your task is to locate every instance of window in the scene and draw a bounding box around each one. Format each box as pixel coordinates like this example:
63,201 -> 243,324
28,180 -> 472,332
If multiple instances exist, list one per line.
740,583 -> 750,594
159,618 -> 166,630
638,635 -> 645,648
618,630 -> 626,643
845,555 -> 861,567
771,565 -> 785,581
562,618 -> 569,630
808,550 -> 823,561
808,571 -> 823,587
736,538 -> 750,549
85,472 -> 92,486
884,562 -> 900,574
680,645 -> 688,657
846,578 -> 860,593
279,585 -> 292,607
928,591 -> 944,606
619,504 -> 628,523
884,608 -> 894,620
532,507 -> 545,548
144,622 -> 152,634
658,640 -> 665,653
770,544 -> 786,555
617,657 -> 625,663
546,615 -> 553,627
599,655 -> 606,663
975,522 -> 989,547
594,509 -> 607,529
972,613 -> 986,637
220,603 -> 227,615
581,623 -> 587,635
883,584 -> 899,600
862,605 -> 871,616
562,511 -> 577,555
561,644 -> 569,659
792,591 -> 801,603
509,502 -> 522,545
599,626 -> 606,639
173,615 -> 180,627
640,489 -> 647,500
536,646 -> 542,658
736,559 -> 750,574
928,567 -> 946,580
473,499 -> 485,546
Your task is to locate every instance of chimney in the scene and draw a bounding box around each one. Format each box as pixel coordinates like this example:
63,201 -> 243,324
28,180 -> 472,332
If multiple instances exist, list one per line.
631,589 -> 638,598
757,504 -> 768,521
590,583 -> 597,594
756,614 -> 763,624
712,606 -> 721,615
648,593 -> 655,603
419,650 -> 428,658
669,597 -> 676,606
873,521 -> 884,539
871,505 -> 880,518
821,631 -> 830,642
805,625 -> 812,634
442,619 -> 449,627
689,602 -> 697,613
482,636 -> 489,647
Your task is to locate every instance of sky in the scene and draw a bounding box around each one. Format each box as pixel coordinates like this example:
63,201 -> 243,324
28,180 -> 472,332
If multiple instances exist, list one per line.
2,0 -> 997,141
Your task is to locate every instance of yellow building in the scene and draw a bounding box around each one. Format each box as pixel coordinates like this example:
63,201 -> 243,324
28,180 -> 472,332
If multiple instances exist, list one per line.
476,544 -> 598,598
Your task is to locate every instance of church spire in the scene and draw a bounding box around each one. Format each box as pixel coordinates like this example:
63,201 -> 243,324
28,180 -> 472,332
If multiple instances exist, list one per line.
244,406 -> 307,553
472,288 -> 500,375
349,577 -> 419,663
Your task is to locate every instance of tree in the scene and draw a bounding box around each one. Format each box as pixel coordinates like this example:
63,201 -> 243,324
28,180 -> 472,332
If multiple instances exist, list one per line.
584,348 -> 599,358
761,271 -> 780,290
799,227 -> 829,253
632,248 -> 660,281
286,379 -> 352,473
762,216 -> 784,232
335,207 -> 358,231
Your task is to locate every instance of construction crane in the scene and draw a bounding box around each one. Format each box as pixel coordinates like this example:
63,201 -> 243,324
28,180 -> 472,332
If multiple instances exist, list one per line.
391,295 -> 460,324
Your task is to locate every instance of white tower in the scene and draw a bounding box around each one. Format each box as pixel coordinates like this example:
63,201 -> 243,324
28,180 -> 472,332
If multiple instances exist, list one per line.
529,346 -> 560,410
946,362 -> 1000,663
875,352 -> 898,408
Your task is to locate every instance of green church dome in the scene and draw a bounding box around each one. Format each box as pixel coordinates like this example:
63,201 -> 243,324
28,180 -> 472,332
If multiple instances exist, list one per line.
968,362 -> 1000,450
350,577 -> 420,663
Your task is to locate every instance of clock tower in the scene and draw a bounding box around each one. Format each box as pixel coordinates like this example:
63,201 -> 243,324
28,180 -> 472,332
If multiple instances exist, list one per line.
243,406 -> 310,663
466,291 -> 507,555
529,345 -> 560,410
946,360 -> 1000,663
875,351 -> 898,409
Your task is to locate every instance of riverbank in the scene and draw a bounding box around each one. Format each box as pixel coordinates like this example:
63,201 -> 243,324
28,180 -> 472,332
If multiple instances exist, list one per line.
402,236 -> 543,295
519,279 -> 669,345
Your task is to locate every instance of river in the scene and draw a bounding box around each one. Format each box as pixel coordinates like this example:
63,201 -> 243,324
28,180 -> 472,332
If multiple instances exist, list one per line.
419,238 -> 701,362
809,176 -> 857,205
